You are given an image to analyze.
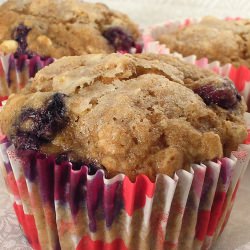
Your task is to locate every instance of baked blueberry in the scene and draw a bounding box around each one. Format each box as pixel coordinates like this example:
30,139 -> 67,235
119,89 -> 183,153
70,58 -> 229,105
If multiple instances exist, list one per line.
13,93 -> 68,151
103,27 -> 135,52
194,79 -> 241,109
12,23 -> 31,55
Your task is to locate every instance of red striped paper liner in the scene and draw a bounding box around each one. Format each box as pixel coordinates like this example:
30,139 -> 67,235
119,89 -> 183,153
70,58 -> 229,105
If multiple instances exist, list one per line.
0,139 -> 249,250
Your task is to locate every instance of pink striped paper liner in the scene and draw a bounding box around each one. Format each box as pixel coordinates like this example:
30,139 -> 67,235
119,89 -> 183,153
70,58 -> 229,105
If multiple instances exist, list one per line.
0,53 -> 54,97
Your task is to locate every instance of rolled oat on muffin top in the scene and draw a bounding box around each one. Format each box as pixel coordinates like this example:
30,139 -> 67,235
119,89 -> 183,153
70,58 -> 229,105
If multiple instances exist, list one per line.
0,53 -> 247,180
158,16 -> 250,67
0,0 -> 139,58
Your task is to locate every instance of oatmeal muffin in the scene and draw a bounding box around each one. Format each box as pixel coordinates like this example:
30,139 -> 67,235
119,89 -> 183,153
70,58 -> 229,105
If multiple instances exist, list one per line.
0,0 -> 139,58
158,16 -> 250,67
0,53 -> 247,180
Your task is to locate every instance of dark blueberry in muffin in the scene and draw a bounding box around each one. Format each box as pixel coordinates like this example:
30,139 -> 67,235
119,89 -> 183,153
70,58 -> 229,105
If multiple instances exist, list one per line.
70,160 -> 83,171
194,79 -> 241,109
71,158 -> 105,175
73,158 -> 105,175
13,93 -> 68,151
12,23 -> 31,55
87,160 -> 105,175
55,154 -> 105,175
55,153 -> 69,165
44,93 -> 68,129
103,27 -> 135,52
37,93 -> 68,141
13,131 -> 41,151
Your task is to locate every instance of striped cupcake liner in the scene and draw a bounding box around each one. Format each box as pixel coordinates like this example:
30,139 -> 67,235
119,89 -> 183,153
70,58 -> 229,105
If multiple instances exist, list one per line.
142,18 -> 250,111
0,53 -> 54,97
0,134 -> 249,250
0,44 -> 250,249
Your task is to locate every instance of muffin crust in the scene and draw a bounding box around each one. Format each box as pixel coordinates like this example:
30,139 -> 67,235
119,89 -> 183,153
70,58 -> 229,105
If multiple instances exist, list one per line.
0,53 -> 247,180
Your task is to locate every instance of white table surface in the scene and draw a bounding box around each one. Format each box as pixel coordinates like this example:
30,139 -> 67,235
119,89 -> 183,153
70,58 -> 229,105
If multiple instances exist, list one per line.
0,0 -> 250,249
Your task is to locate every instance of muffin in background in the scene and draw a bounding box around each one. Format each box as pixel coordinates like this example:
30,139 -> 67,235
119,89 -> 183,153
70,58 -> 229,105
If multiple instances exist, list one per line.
157,16 -> 250,67
0,0 -> 140,97
0,53 -> 247,180
0,0 -> 140,58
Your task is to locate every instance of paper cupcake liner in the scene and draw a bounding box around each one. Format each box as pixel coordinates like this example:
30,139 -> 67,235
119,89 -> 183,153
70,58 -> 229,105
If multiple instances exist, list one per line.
0,44 -> 250,249
0,53 -> 54,97
0,133 -> 249,250
142,18 -> 250,111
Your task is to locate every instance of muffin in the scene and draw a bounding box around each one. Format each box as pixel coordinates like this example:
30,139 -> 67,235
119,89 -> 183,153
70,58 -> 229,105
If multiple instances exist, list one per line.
0,0 -> 140,58
0,53 -> 247,181
157,16 -> 250,67
0,53 -> 249,250
0,0 -> 140,98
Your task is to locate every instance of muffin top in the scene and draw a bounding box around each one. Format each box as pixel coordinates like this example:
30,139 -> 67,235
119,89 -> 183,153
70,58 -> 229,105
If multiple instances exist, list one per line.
0,0 -> 139,58
0,53 -> 247,180
158,16 -> 250,67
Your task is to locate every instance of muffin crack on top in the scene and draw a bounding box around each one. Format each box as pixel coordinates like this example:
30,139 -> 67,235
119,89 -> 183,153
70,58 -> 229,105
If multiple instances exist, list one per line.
0,0 -> 140,57
0,53 -> 247,181
158,16 -> 250,67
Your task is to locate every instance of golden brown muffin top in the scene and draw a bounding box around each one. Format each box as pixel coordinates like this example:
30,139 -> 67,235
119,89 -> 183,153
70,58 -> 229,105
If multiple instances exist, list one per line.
158,16 -> 250,67
0,53 -> 247,180
0,0 -> 139,58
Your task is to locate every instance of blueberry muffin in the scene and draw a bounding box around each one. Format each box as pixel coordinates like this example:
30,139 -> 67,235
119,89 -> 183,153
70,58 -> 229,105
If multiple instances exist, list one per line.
0,53 -> 247,180
158,16 -> 250,67
0,0 -> 140,58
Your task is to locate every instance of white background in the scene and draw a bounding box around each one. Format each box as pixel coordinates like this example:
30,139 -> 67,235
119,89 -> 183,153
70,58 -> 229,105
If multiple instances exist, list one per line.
87,0 -> 250,27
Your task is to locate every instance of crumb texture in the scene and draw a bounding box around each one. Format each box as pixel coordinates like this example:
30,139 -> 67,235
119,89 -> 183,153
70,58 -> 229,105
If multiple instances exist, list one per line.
0,53 -> 247,180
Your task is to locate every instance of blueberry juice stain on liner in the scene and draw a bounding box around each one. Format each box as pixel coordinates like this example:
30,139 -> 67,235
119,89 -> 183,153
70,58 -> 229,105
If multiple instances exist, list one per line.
7,54 -> 17,88
21,152 -> 124,233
